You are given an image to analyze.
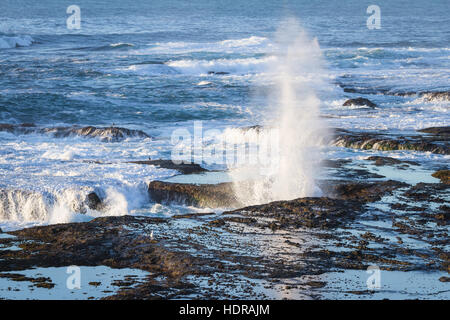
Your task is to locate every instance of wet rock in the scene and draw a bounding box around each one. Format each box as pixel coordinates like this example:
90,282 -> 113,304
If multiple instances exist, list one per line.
207,71 -> 229,75
439,276 -> 450,282
331,129 -> 449,155
325,180 -> 409,202
420,91 -> 450,102
129,159 -> 207,174
403,183 -> 449,203
0,124 -> 150,142
148,181 -> 239,208
320,159 -> 352,168
46,126 -> 150,142
343,97 -> 377,108
222,197 -> 364,229
432,170 -> 450,184
2,216 -> 189,276
0,123 -> 37,134
417,126 -> 450,136
366,156 -> 419,166
86,192 -> 103,211
0,273 -> 54,289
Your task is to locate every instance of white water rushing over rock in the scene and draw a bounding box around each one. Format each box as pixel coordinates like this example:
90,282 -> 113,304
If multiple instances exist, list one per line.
230,18 -> 330,206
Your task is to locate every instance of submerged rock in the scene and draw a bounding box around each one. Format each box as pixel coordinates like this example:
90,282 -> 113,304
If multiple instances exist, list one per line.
432,170 -> 450,184
366,156 -> 419,167
343,97 -> 377,108
129,159 -> 207,174
148,181 -> 239,208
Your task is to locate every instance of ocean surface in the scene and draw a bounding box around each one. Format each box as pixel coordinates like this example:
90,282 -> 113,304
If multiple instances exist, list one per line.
0,0 -> 449,230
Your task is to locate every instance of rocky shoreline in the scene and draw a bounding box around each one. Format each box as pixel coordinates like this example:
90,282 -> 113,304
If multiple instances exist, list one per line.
0,126 -> 448,299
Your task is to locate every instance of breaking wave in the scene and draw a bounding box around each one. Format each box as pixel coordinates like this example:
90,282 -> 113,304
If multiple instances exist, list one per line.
0,35 -> 34,49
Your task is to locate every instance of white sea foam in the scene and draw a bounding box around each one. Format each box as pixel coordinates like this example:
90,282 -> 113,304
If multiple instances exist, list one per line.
0,134 -> 177,230
120,56 -> 276,77
133,36 -> 272,55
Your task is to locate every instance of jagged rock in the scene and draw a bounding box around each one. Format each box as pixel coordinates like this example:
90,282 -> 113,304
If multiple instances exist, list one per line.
343,97 -> 377,108
222,197 -> 364,229
207,71 -> 229,75
331,129 -> 449,155
420,91 -> 450,101
417,126 -> 450,136
86,192 -> 103,211
325,180 -> 409,202
0,124 -> 150,142
2,216 -> 195,280
129,159 -> 207,174
432,170 -> 450,184
45,126 -> 149,142
148,181 -> 239,208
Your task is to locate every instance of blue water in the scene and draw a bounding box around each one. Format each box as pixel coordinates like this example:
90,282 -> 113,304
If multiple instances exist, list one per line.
0,0 -> 449,228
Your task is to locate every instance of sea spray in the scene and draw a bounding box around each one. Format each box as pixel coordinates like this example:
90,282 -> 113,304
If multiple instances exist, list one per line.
230,18 -> 329,205
0,184 -> 149,229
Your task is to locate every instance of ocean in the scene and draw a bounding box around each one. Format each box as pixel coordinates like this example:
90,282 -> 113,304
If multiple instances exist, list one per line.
0,0 -> 449,230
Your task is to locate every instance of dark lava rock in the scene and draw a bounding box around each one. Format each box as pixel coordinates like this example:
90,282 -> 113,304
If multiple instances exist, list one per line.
0,124 -> 149,142
0,216 -> 203,284
148,181 -> 239,208
403,183 -> 449,203
420,91 -> 450,101
431,170 -> 450,184
331,129 -> 449,155
343,98 -> 377,108
325,180 -> 409,202
366,156 -> 419,167
86,192 -> 103,211
417,126 -> 450,136
222,197 -> 364,229
207,71 -> 229,75
129,159 -> 207,174
320,159 -> 352,168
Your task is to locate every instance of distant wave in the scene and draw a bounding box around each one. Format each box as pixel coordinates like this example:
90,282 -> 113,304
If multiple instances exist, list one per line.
132,36 -> 271,55
0,35 -> 34,49
118,56 -> 275,76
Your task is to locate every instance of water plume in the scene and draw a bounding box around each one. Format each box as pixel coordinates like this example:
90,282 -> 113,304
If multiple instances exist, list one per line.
230,18 -> 329,205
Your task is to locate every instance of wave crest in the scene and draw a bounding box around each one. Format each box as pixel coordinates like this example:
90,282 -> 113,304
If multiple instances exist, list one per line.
0,35 -> 34,49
